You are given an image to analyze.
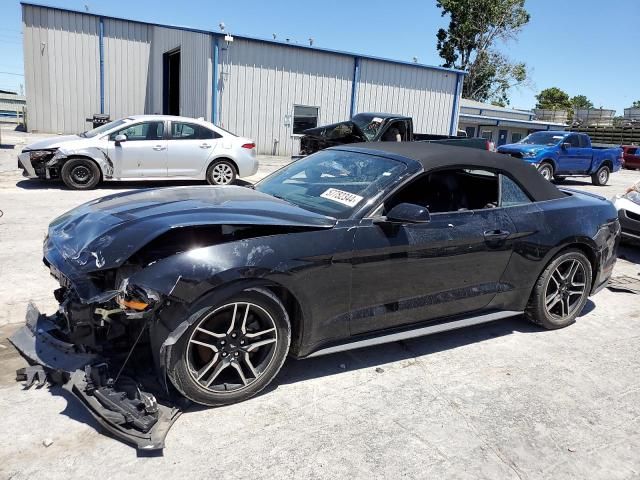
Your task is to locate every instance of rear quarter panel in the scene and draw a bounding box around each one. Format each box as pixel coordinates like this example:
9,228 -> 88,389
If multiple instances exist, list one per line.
489,192 -> 618,311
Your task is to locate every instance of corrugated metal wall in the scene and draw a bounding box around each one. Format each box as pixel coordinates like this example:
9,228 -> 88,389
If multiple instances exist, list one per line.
356,59 -> 457,136
23,4 -> 100,133
148,26 -> 212,120
103,19 -> 151,120
218,38 -> 353,155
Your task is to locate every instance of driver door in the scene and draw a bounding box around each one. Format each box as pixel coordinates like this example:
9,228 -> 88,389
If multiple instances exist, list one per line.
349,169 -> 516,335
107,121 -> 168,178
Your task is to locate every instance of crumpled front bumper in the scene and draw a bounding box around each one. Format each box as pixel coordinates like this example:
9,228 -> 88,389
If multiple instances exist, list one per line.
9,303 -> 182,451
17,152 -> 38,178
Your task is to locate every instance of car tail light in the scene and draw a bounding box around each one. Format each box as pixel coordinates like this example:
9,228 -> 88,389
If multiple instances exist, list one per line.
241,142 -> 256,149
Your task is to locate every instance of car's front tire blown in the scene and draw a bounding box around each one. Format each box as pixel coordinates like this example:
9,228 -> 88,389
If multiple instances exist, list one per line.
168,288 -> 291,406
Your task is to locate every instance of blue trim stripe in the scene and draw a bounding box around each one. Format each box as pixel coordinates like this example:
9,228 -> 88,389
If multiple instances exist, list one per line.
21,1 -> 467,77
212,36 -> 219,124
449,73 -> 462,135
98,17 -> 104,114
349,57 -> 360,118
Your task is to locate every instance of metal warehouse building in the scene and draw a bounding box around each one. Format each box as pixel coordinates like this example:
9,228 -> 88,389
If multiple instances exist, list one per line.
22,2 -> 465,155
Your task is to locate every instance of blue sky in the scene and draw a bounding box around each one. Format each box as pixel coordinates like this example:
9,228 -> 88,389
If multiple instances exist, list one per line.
1,0 -> 638,113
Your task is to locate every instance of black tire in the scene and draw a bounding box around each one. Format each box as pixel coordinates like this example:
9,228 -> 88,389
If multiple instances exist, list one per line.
591,165 -> 610,186
206,159 -> 237,185
538,162 -> 554,181
525,249 -> 592,330
168,288 -> 291,406
60,158 -> 101,190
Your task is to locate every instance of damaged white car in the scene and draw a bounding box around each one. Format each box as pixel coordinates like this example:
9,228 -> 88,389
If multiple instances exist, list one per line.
18,115 -> 258,189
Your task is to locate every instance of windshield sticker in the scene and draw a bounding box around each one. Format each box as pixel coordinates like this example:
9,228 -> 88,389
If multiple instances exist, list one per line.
320,188 -> 364,207
372,117 -> 383,123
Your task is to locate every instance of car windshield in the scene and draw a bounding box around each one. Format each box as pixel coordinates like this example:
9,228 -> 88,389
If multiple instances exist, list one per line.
81,118 -> 129,138
256,149 -> 406,219
626,191 -> 640,206
352,114 -> 387,141
518,132 -> 566,146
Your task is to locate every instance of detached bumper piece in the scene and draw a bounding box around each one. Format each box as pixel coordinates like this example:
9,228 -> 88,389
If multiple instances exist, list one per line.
9,302 -> 181,451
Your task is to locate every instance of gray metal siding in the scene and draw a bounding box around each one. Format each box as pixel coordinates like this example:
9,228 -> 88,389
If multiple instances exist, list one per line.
103,19 -> 151,120
356,59 -> 457,136
149,26 -> 211,119
218,38 -> 353,155
23,4 -> 100,133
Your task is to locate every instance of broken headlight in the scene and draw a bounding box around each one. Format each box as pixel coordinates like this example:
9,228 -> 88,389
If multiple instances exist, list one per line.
117,282 -> 159,312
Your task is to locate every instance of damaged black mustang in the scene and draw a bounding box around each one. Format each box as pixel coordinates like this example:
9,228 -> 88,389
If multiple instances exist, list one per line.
11,142 -> 620,449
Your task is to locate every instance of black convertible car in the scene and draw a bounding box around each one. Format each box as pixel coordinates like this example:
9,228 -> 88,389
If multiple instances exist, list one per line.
11,142 -> 620,449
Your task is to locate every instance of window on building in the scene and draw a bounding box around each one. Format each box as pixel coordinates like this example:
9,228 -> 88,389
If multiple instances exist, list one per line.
293,106 -> 319,134
110,121 -> 164,141
481,130 -> 493,141
511,132 -> 523,143
465,126 -> 476,138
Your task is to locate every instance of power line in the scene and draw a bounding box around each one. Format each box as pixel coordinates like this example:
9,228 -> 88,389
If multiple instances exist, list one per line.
0,72 -> 24,76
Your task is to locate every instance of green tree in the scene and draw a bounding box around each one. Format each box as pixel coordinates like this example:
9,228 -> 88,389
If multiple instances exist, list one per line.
632,100 -> 640,108
571,95 -> 593,109
535,87 -> 572,110
436,0 -> 530,104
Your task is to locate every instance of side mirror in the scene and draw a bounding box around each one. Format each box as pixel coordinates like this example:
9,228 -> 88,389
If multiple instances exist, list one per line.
115,134 -> 127,145
385,203 -> 431,224
561,142 -> 571,150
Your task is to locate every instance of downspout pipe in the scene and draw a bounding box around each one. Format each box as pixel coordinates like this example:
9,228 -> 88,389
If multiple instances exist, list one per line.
449,72 -> 462,136
99,17 -> 105,114
212,35 -> 219,124
349,57 -> 361,118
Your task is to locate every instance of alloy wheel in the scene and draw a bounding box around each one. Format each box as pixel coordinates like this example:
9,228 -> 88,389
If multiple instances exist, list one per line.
211,163 -> 235,184
539,165 -> 552,181
186,302 -> 278,393
544,259 -> 587,320
599,168 -> 609,184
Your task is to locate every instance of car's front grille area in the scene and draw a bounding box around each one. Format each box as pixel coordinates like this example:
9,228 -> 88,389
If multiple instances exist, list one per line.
627,210 -> 640,222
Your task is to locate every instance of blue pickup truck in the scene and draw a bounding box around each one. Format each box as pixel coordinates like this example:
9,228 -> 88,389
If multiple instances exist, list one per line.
497,131 -> 623,185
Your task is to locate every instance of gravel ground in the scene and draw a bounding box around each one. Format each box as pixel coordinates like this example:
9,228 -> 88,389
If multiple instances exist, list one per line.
1,126 -> 640,480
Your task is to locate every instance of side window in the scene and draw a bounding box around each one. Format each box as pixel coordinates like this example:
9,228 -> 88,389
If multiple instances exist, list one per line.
578,135 -> 590,148
292,105 -> 319,134
110,121 -> 164,141
199,127 -> 222,140
171,122 -> 199,139
384,168 -> 498,215
500,174 -> 532,207
566,135 -> 580,147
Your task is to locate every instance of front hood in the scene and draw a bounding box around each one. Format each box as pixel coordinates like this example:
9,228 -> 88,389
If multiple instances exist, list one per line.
47,185 -> 336,272
24,135 -> 82,151
497,144 -> 547,154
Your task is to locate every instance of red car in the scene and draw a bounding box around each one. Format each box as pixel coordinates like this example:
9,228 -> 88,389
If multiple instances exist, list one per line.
622,145 -> 640,169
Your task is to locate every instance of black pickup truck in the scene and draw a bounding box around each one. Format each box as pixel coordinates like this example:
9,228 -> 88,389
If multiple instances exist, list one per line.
297,112 -> 491,157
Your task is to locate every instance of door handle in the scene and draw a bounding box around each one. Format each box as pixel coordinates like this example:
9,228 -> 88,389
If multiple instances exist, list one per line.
200,143 -> 212,149
483,229 -> 510,241
152,145 -> 166,151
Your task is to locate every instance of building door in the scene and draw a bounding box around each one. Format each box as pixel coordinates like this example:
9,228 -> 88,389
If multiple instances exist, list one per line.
465,126 -> 476,137
498,129 -> 509,146
163,48 -> 180,115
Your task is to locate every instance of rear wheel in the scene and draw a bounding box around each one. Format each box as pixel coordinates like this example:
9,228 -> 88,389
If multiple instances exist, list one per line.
60,158 -> 100,190
538,162 -> 554,181
168,288 -> 291,406
206,160 -> 237,185
525,249 -> 592,329
591,165 -> 610,186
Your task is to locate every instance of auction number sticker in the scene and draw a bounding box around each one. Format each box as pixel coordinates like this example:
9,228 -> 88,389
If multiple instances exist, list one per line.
320,188 -> 364,207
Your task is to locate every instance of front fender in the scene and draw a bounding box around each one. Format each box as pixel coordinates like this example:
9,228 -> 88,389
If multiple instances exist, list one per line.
52,146 -> 114,178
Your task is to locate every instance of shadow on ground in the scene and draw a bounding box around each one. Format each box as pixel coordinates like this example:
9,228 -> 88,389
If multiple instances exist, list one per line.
15,179 -> 254,190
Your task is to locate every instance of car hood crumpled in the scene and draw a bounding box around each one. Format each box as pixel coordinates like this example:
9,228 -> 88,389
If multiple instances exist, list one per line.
47,185 -> 336,272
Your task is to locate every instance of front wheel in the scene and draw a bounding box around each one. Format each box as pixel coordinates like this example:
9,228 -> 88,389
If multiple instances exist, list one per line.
538,162 -> 554,181
591,165 -> 610,186
206,160 -> 237,185
60,158 -> 101,190
525,249 -> 592,329
168,288 -> 291,406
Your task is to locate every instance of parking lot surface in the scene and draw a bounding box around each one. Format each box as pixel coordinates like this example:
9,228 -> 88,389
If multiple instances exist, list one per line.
1,128 -> 640,479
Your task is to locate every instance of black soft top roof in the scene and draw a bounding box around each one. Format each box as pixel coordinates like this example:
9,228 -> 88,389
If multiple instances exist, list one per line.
331,142 -> 566,202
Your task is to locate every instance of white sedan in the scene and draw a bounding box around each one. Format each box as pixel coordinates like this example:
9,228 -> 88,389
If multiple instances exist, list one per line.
18,115 -> 258,189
